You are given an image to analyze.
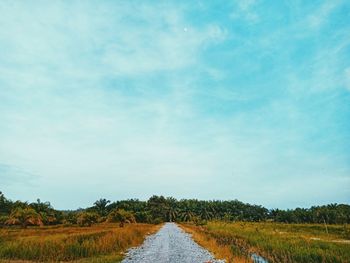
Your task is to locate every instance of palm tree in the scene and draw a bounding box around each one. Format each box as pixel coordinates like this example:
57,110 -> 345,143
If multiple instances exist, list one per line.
94,198 -> 111,216
165,197 -> 178,222
166,205 -> 179,222
6,207 -> 43,228
199,206 -> 214,221
180,208 -> 194,222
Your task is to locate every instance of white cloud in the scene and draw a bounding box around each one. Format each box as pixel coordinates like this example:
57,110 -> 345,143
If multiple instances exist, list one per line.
101,23 -> 224,75
230,0 -> 259,24
237,0 -> 257,11
0,1 -> 226,81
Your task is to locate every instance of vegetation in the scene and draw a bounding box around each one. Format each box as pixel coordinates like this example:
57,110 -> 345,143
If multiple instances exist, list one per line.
93,198 -> 111,217
77,212 -> 99,227
1,192 -> 349,227
0,191 -> 349,262
0,223 -> 158,262
5,207 -> 43,228
181,224 -> 245,262
107,209 -> 136,227
182,222 -> 350,263
102,196 -> 350,224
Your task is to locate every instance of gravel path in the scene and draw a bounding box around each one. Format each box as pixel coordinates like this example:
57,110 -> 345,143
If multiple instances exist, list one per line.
122,222 -> 225,263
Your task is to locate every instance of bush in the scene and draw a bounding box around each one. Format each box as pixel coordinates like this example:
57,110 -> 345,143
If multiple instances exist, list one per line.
107,209 -> 136,227
77,212 -> 99,227
62,211 -> 78,225
135,211 -> 152,223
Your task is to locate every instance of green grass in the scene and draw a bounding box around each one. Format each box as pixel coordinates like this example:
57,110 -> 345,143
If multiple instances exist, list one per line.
0,223 -> 158,262
200,222 -> 350,263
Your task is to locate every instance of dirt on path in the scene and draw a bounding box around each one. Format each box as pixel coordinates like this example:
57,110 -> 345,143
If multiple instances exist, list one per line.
121,222 -> 225,263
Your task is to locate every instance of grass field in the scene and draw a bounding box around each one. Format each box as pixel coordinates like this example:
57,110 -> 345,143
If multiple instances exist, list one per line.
1,222 -> 349,262
0,223 -> 159,262
182,222 -> 350,263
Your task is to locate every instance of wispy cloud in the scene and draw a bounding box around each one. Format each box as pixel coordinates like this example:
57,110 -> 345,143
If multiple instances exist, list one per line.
230,0 -> 259,24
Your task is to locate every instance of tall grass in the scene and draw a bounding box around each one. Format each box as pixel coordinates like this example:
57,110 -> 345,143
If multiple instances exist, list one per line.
0,223 -> 159,262
181,224 -> 250,263
185,222 -> 350,263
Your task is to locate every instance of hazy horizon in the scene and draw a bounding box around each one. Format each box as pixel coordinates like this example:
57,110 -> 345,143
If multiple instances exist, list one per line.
1,1 -> 349,210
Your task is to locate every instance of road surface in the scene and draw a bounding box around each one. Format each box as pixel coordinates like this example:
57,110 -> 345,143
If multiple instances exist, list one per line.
122,222 -> 225,263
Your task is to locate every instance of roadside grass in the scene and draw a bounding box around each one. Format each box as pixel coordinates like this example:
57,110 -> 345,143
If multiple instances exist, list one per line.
183,222 -> 350,263
180,224 -> 250,263
0,223 -> 160,262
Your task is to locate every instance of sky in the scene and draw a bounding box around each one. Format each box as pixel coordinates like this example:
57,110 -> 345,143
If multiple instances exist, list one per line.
0,0 -> 349,210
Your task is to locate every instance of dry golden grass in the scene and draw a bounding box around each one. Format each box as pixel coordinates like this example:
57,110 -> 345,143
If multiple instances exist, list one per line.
180,224 -> 251,263
0,223 -> 161,262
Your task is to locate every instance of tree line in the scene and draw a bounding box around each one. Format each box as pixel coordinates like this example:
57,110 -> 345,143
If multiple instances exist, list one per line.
1,192 -> 349,228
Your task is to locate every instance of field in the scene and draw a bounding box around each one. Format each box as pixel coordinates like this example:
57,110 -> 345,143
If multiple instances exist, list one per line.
0,223 -> 159,263
182,222 -> 350,263
0,221 -> 349,263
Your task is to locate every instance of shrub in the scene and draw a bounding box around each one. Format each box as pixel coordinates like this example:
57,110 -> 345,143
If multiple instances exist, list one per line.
77,212 -> 99,227
107,209 -> 136,227
62,211 -> 78,225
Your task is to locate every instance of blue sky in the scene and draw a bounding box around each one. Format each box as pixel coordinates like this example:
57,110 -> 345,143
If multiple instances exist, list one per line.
0,0 -> 349,209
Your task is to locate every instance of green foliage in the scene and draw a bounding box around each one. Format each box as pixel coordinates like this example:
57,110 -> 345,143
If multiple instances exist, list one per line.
86,195 -> 349,225
29,198 -> 62,225
180,208 -> 195,222
62,211 -> 78,225
1,192 -> 349,227
134,211 -> 152,223
151,218 -> 163,224
92,198 -> 111,216
270,204 -> 350,224
30,198 -> 52,213
107,209 -> 136,227
77,212 -> 99,227
147,195 -> 168,222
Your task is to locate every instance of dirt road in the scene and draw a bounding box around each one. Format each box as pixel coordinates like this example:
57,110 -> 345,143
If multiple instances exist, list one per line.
122,222 -> 225,263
